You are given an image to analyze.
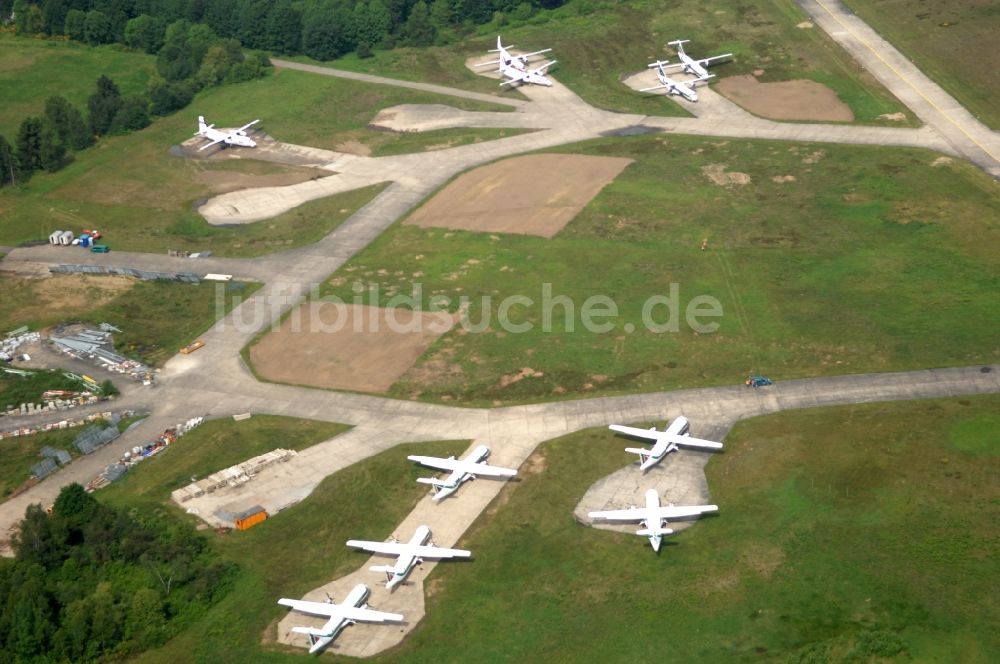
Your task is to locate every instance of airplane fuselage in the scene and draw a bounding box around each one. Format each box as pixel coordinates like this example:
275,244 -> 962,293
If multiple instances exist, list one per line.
305,584 -> 369,654
385,525 -> 432,589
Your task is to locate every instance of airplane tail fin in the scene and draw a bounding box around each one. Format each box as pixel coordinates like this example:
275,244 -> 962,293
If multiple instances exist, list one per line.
692,74 -> 715,87
668,39 -> 690,54
197,116 -> 208,134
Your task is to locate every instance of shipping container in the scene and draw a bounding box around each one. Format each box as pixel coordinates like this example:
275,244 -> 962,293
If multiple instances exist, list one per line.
49,230 -> 64,245
59,230 -> 75,245
234,506 -> 267,531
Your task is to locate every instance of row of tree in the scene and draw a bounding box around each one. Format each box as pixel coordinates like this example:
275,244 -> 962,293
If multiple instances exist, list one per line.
6,0 -> 568,62
0,484 -> 234,662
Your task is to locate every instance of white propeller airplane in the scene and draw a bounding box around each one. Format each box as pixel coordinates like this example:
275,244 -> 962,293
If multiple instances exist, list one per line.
195,115 -> 259,151
640,61 -> 713,102
589,489 -> 718,552
609,415 -> 723,472
666,39 -> 732,79
347,525 -> 471,591
476,35 -> 556,87
408,444 -> 518,501
277,584 -> 403,654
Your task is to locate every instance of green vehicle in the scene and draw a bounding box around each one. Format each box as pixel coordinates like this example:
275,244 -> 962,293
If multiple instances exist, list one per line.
90,244 -> 110,253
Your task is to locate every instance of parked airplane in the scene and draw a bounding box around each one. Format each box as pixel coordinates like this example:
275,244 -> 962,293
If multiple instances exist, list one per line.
666,39 -> 732,79
347,525 -> 471,590
408,445 -> 518,501
610,415 -> 723,471
277,584 -> 403,654
476,36 -> 556,87
588,489 -> 718,552
195,115 -> 259,151
640,61 -> 712,102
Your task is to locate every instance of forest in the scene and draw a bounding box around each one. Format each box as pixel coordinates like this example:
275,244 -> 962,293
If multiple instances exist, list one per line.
0,484 -> 235,662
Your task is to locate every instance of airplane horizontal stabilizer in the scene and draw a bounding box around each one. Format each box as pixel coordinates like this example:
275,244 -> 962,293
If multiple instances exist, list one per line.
416,477 -> 450,486
292,626 -> 332,637
370,565 -> 395,573
624,447 -> 650,457
637,527 -> 673,536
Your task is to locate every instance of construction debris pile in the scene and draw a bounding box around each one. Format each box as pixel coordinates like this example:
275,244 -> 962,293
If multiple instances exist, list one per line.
50,326 -> 152,382
171,448 -> 298,504
87,416 -> 204,492
1,328 -> 41,361
2,382 -> 108,419
0,409 -> 134,440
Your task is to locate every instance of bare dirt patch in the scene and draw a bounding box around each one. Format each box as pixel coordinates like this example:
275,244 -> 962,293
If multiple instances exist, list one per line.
771,175 -> 797,183
405,154 -> 633,238
878,112 -> 907,122
335,140 -> 372,157
702,163 -> 752,188
196,168 -> 326,194
716,75 -> 854,122
249,303 -> 455,393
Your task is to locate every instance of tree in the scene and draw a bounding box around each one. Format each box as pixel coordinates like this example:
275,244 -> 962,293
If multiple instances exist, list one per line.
301,3 -> 355,62
38,120 -> 67,172
15,116 -> 43,174
13,0 -> 43,35
43,95 -> 89,151
429,0 -> 453,31
147,75 -> 194,115
403,1 -> 435,47
109,96 -> 151,133
265,0 -> 301,53
53,483 -> 98,527
237,0 -> 270,50
353,0 -> 392,51
83,9 -> 115,45
88,75 -> 124,136
195,40 -> 241,87
63,8 -> 86,40
0,134 -> 18,187
124,14 -> 166,53
40,0 -> 69,36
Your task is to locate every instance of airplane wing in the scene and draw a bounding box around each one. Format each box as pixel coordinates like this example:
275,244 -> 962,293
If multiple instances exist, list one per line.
649,504 -> 718,519
698,54 -> 732,65
608,424 -> 662,443
346,539 -> 409,555
409,544 -> 471,559
500,71 -> 529,86
278,598 -> 403,623
198,136 -> 227,151
666,432 -> 723,450
520,48 -> 552,59
588,507 -> 647,521
235,119 -> 260,134
407,455 -> 517,477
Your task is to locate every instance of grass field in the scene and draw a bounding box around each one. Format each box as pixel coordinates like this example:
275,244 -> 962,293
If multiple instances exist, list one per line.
92,417 -> 461,663
329,0 -> 915,123
0,274 -> 259,365
374,395 -> 1000,663
0,57 -> 512,253
311,135 -> 1000,404
842,0 -> 1000,129
0,35 -> 156,139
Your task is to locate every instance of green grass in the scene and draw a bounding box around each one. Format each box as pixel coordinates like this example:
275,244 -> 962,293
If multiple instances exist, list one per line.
0,65 -> 511,253
374,395 -> 1000,662
307,135 -> 999,405
370,127 -> 534,157
0,275 -> 259,366
0,35 -> 156,139
93,419 -> 463,663
842,0 -> 1000,129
